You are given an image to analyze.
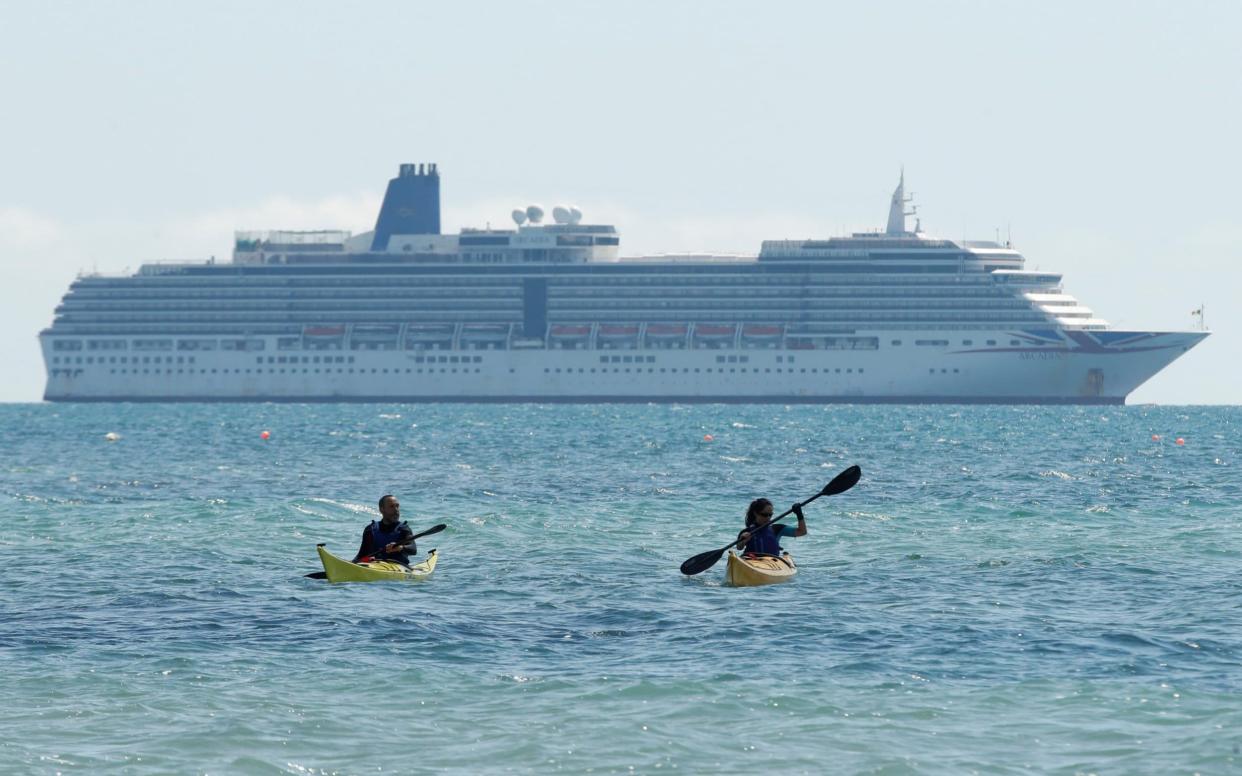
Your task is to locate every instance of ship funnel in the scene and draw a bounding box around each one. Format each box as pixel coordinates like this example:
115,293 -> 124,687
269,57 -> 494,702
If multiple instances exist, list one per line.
372,162 -> 442,250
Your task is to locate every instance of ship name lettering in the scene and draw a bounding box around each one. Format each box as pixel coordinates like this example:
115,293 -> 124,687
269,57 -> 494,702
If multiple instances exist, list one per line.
1018,351 -> 1065,361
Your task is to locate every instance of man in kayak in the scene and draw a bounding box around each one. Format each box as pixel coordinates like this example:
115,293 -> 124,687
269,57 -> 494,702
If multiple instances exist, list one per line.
353,494 -> 417,566
736,498 -> 806,557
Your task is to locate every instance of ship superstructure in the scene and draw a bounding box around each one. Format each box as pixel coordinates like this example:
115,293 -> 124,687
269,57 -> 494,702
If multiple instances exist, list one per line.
39,164 -> 1207,403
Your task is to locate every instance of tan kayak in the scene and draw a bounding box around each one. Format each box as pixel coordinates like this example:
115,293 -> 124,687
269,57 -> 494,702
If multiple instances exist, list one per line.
724,551 -> 797,587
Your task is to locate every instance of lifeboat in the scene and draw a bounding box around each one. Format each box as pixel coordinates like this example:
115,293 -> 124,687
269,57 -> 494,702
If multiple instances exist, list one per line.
598,325 -> 639,338
460,323 -> 511,340
351,324 -> 400,340
550,324 -> 592,338
404,323 -> 455,349
405,324 -> 455,338
303,325 -> 345,337
742,324 -> 783,338
645,323 -> 688,338
694,324 -> 736,338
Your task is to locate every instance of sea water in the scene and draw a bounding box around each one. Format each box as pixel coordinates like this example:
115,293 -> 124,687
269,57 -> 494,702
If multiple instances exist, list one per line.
0,403 -> 1238,774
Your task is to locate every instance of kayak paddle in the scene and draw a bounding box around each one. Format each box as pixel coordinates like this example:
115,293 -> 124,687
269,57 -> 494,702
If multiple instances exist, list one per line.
679,465 -> 861,576
305,523 -> 447,579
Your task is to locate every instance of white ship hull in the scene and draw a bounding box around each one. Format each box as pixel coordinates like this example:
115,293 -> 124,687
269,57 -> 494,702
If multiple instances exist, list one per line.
41,329 -> 1206,404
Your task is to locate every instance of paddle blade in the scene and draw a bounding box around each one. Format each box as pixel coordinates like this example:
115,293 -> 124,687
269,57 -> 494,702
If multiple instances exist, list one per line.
413,523 -> 447,540
304,571 -> 327,579
680,546 -> 727,576
821,465 -> 861,497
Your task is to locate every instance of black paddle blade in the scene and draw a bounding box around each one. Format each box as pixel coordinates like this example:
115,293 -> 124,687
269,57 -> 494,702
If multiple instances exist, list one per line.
680,546 -> 727,576
413,523 -> 447,540
304,571 -> 327,579
821,465 -> 861,497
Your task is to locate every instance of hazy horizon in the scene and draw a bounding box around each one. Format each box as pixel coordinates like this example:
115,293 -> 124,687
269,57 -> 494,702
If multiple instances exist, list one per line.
2,1 -> 1235,404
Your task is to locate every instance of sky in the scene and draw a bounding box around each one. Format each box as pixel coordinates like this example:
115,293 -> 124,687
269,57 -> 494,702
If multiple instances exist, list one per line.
0,0 -> 1236,404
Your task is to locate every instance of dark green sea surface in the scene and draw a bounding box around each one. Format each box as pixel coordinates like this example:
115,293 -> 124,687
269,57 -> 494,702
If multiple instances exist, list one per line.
1,404 -> 1238,774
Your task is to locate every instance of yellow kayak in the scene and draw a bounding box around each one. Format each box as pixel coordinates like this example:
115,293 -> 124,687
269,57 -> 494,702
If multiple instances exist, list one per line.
725,551 -> 796,587
316,544 -> 438,583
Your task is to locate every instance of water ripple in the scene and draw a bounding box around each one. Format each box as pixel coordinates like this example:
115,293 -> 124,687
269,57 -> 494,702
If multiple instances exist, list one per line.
0,404 -> 1240,772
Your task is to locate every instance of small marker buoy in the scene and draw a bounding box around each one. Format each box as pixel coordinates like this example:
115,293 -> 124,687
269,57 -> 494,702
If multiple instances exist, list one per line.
260,430 -> 271,440
1151,434 -> 1161,441
104,432 -> 121,442
703,434 -> 714,442
1175,437 -> 1185,446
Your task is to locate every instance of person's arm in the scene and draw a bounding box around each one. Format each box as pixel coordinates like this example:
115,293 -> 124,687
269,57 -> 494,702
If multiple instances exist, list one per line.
735,529 -> 751,550
353,527 -> 376,562
791,502 -> 807,537
393,524 -> 417,556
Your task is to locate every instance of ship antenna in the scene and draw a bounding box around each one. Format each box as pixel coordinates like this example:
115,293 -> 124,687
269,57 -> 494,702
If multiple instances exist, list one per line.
886,167 -> 916,235
1191,304 -> 1206,330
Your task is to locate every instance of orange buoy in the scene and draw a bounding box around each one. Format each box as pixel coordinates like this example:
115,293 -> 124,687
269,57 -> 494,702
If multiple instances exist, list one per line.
1175,437 -> 1185,446
1151,434 -> 1161,441
260,430 -> 271,440
703,434 -> 714,442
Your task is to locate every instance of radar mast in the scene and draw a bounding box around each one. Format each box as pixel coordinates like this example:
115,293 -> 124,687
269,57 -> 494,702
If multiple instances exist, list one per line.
885,168 -> 917,235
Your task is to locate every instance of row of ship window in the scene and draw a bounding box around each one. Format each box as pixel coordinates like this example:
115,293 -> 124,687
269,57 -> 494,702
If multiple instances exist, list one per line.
596,355 -> 807,365
546,367 -> 864,375
896,339 -> 1022,346
53,354 -> 371,365
255,355 -> 487,365
596,355 -> 800,365
60,297 -> 1038,312
56,363 -> 870,378
59,307 -> 1044,322
48,326 -> 1058,344
257,356 -> 360,365
84,274 -> 1019,292
53,338 -> 1023,359
72,282 -> 1027,303
59,312 -> 1050,326
55,339 -> 268,352
64,295 -> 1039,310
53,355 -> 201,365
93,368 -> 488,376
70,281 -> 1028,299
72,284 -> 1029,301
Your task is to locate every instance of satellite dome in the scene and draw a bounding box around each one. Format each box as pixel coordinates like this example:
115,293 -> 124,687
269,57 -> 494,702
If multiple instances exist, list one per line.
511,208 -> 527,226
568,206 -> 583,225
552,205 -> 571,224
525,204 -> 545,224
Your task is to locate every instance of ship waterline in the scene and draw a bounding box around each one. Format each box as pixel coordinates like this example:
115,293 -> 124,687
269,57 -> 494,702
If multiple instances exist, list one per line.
39,165 -> 1207,403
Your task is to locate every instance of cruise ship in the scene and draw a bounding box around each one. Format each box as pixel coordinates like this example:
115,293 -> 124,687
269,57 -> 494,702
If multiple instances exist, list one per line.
40,164 -> 1207,403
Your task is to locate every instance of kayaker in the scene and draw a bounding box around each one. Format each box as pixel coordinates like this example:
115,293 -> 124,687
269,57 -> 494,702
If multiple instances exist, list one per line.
736,498 -> 806,557
353,494 -> 417,565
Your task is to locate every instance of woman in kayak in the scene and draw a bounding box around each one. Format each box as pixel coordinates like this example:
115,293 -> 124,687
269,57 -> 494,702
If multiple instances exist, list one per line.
353,494 -> 417,566
736,498 -> 806,557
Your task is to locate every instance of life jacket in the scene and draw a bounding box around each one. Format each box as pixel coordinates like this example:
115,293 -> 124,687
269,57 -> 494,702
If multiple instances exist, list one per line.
743,523 -> 784,557
368,519 -> 411,562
